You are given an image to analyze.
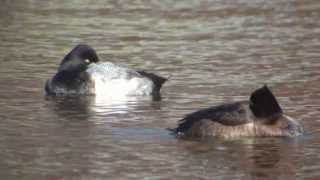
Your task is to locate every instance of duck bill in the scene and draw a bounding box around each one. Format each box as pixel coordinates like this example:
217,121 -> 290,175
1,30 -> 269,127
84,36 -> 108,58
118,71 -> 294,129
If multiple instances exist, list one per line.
283,114 -> 303,136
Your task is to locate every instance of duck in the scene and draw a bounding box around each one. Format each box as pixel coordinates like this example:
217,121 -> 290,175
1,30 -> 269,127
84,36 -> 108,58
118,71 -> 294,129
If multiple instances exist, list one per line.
173,85 -> 303,138
45,44 -> 167,97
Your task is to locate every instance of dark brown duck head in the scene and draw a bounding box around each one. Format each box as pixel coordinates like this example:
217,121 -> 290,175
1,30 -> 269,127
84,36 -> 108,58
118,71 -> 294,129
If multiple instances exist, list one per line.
174,85 -> 303,139
248,85 -> 303,137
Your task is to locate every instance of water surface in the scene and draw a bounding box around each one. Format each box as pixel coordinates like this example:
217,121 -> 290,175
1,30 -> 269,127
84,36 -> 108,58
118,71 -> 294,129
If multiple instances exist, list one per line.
0,0 -> 320,179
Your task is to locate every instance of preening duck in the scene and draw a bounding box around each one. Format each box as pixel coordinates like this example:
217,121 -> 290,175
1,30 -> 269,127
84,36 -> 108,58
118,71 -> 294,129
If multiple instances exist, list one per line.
174,85 -> 303,138
45,44 -> 167,98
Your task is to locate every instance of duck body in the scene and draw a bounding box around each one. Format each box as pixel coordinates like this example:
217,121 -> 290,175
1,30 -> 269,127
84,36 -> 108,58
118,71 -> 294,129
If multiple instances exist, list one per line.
174,86 -> 303,138
86,62 -> 165,97
45,44 -> 166,97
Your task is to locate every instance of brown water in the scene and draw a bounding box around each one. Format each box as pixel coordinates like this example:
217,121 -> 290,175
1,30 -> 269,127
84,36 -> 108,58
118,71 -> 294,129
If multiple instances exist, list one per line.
1,0 -> 320,179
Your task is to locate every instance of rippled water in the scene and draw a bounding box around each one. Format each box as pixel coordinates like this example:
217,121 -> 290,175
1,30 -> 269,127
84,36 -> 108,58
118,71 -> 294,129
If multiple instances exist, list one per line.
1,0 -> 320,179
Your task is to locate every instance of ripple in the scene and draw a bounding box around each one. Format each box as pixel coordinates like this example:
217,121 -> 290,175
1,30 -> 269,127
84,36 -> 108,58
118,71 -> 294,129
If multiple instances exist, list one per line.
0,0 -> 320,179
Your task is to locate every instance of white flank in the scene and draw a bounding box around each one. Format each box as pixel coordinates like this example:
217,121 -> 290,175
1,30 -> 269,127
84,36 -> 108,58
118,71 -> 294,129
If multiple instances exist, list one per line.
86,62 -> 153,98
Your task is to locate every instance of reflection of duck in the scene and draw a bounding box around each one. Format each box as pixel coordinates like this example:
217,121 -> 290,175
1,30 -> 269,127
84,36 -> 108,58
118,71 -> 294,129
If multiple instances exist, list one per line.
46,93 -> 162,120
45,96 -> 93,121
173,85 -> 303,138
236,139 -> 301,179
45,44 -> 167,98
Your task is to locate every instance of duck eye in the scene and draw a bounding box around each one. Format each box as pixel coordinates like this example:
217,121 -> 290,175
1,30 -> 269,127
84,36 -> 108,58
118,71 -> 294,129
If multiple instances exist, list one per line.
84,59 -> 90,64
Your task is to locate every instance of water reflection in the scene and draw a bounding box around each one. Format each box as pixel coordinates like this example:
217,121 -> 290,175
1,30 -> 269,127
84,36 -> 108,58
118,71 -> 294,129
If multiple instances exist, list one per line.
244,139 -> 302,179
45,96 -> 93,121
1,0 -> 320,179
45,94 -> 163,122
176,138 -> 303,179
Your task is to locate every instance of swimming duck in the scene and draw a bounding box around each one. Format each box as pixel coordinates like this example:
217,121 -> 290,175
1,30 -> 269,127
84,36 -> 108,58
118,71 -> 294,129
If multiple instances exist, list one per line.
45,44 -> 167,97
174,85 -> 303,138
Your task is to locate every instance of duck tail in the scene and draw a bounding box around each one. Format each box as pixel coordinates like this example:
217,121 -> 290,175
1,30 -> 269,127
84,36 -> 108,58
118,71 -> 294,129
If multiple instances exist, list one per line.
137,70 -> 167,92
249,85 -> 283,118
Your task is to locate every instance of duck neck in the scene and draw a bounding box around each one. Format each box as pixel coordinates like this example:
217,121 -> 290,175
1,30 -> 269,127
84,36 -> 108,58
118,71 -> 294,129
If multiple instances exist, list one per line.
53,70 -> 81,85
51,69 -> 90,92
